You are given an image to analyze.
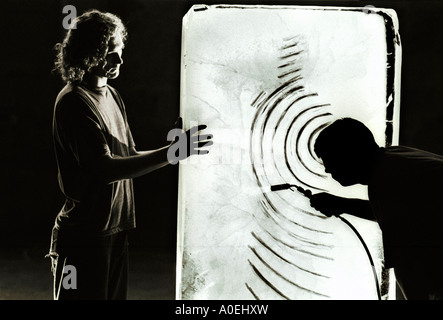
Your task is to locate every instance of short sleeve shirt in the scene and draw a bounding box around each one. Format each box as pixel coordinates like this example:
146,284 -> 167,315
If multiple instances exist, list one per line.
53,83 -> 136,236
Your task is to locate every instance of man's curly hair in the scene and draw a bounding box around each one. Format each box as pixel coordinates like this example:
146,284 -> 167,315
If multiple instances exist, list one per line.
53,9 -> 127,84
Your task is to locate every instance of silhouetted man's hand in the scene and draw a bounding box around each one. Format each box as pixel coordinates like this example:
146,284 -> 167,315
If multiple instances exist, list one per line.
309,192 -> 347,217
167,118 -> 213,164
183,124 -> 213,157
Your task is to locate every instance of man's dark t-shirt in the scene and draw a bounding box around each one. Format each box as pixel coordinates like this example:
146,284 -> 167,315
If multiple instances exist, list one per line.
52,83 -> 136,237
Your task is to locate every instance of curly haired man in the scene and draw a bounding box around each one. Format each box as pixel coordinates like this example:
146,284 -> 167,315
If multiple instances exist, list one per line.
47,9 -> 211,300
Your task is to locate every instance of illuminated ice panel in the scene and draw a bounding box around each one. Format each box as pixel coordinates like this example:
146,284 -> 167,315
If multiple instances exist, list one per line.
177,5 -> 401,300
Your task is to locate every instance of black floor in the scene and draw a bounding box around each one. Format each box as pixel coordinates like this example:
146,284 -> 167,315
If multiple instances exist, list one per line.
0,246 -> 175,300
0,246 -> 405,300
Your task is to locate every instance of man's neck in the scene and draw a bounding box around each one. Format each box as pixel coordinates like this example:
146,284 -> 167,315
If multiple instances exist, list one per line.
82,73 -> 108,89
361,147 -> 383,185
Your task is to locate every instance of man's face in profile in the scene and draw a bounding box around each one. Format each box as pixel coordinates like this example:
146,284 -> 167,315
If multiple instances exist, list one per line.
94,33 -> 124,80
320,153 -> 360,187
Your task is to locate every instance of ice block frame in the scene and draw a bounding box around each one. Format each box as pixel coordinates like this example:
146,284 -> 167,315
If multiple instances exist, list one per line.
177,5 -> 401,299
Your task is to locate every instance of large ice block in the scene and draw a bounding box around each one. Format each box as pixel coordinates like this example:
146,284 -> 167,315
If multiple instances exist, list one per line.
177,5 -> 401,300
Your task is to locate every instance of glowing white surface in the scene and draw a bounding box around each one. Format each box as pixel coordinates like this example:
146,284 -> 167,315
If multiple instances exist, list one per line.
177,5 -> 401,300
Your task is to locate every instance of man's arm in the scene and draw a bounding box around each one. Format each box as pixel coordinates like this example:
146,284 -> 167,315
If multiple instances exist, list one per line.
90,125 -> 212,184
59,94 -> 212,183
95,145 -> 171,183
309,192 -> 375,221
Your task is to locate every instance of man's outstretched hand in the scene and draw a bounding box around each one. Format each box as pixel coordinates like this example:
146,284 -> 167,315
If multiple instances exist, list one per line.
184,124 -> 213,156
167,118 -> 213,164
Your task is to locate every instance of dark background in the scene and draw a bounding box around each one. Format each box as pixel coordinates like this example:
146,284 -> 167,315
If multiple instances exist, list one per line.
1,0 -> 442,299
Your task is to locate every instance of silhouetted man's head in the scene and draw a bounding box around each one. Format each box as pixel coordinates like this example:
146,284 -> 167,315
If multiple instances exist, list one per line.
314,118 -> 380,186
54,9 -> 127,84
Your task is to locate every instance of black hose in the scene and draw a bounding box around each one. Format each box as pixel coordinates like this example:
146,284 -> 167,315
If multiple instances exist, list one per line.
270,184 -> 382,300
338,215 -> 381,300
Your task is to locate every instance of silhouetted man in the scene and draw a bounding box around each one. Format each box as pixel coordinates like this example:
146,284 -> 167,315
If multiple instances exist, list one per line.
48,9 -> 212,300
311,118 -> 443,300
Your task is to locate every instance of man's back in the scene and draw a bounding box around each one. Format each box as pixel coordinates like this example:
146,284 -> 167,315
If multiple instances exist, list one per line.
368,145 -> 443,268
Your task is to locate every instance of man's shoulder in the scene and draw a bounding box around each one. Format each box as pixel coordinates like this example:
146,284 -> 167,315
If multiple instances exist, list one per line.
56,84 -> 85,104
385,145 -> 443,162
379,145 -> 443,184
370,146 -> 443,197
54,84 -> 96,118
